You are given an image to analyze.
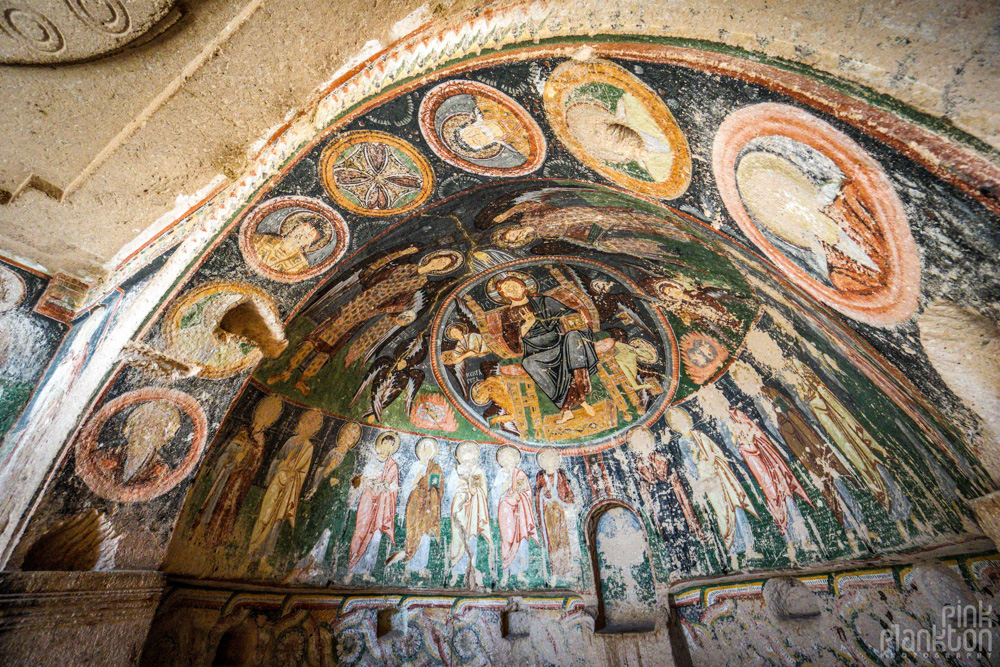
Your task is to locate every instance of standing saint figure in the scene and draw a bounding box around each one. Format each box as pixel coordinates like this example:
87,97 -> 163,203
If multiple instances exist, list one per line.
196,395 -> 284,546
388,437 -> 443,576
305,422 -> 364,499
535,447 -> 576,583
296,421 -> 364,573
496,276 -> 598,425
493,445 -> 538,585
248,409 -> 324,571
625,425 -> 703,541
728,408 -> 815,563
784,357 -> 917,539
761,384 -> 869,553
667,407 -> 760,569
347,431 -> 401,582
446,441 -> 492,587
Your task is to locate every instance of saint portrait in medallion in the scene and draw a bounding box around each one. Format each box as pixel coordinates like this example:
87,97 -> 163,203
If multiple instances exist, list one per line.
543,58 -> 691,199
239,196 -> 349,282
713,103 -> 919,326
419,79 -> 546,177
75,387 -> 208,502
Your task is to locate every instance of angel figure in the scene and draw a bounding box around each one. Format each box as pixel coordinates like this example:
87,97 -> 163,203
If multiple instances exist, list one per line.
267,247 -> 462,395
350,335 -> 427,424
490,189 -> 692,262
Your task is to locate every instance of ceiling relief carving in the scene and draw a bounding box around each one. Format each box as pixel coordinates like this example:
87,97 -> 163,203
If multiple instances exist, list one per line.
0,0 -> 179,64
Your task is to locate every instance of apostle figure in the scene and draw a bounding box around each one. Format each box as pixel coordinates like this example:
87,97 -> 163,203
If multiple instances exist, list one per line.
196,395 -> 283,546
248,410 -> 324,570
667,406 -> 759,569
496,276 -> 598,425
783,357 -> 917,540
347,431 -> 401,582
728,408 -> 815,563
626,425 -> 703,541
305,422 -> 364,499
493,445 -> 538,585
534,447 -> 576,583
296,421 -> 364,573
446,441 -> 492,587
388,437 -> 442,576
761,384 -> 869,553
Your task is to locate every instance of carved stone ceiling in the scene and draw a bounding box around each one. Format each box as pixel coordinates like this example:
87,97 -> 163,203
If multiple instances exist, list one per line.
0,0 -> 997,282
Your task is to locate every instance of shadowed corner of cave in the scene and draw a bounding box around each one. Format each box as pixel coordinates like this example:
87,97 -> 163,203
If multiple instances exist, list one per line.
2,1 -> 1000,666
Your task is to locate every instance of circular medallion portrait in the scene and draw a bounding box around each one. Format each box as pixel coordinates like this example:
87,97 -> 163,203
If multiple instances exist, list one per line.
238,196 -> 349,282
431,256 -> 678,454
713,103 -> 919,326
0,265 -> 26,313
319,130 -> 434,216
163,280 -> 282,379
75,387 -> 208,502
418,79 -> 546,177
543,58 -> 692,199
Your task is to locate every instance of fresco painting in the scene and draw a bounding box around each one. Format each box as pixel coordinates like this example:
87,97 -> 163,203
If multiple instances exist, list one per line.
419,79 -> 546,177
319,130 -> 435,216
713,103 -> 920,326
543,58 -> 692,199
160,183 -> 988,590
9,45 -> 999,661
238,195 -> 350,283
74,386 -> 209,502
0,260 -> 68,450
163,280 -> 282,379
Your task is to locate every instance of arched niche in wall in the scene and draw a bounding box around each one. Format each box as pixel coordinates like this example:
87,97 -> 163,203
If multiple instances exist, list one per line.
211,620 -> 258,667
588,501 -> 657,634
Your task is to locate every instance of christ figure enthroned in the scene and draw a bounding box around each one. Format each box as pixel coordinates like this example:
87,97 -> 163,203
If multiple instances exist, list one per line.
496,276 -> 598,424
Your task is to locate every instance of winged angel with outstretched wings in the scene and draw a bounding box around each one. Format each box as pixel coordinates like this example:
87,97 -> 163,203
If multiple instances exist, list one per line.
350,335 -> 428,423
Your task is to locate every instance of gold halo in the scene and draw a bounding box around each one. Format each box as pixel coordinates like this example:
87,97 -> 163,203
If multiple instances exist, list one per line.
485,270 -> 538,304
375,431 -> 402,455
418,249 -> 465,275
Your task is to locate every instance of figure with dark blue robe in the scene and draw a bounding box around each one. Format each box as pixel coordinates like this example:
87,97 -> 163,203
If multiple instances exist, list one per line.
496,276 -> 598,424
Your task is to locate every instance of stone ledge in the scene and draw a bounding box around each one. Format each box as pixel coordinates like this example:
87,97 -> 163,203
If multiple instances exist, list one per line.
0,570 -> 165,666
